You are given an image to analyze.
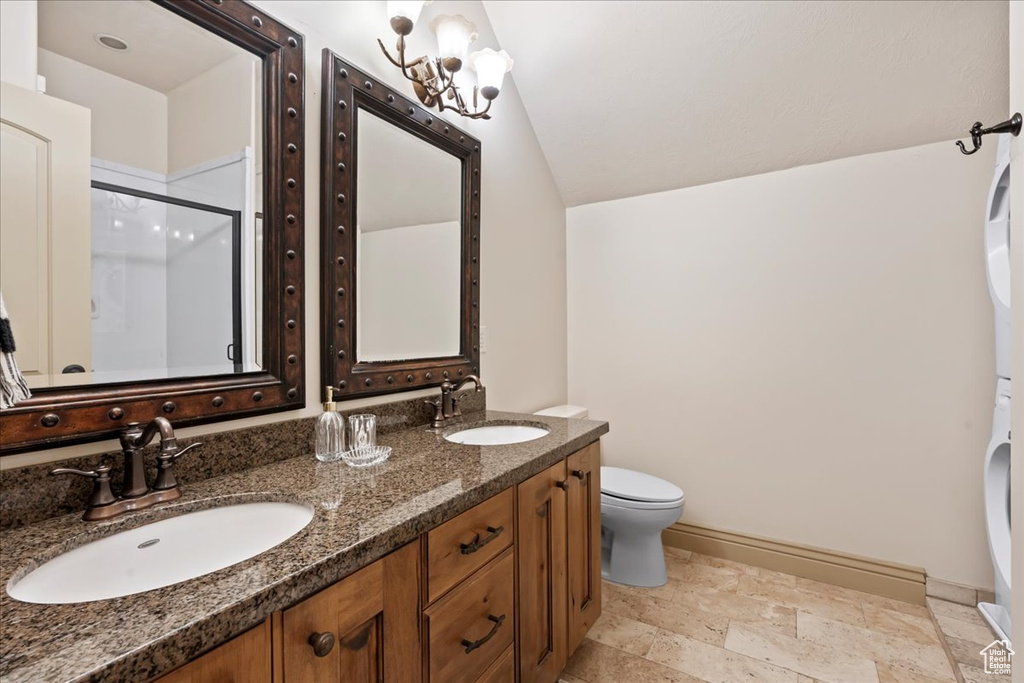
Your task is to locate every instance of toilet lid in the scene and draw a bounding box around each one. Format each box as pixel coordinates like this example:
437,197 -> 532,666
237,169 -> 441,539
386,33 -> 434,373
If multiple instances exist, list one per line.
601,467 -> 683,503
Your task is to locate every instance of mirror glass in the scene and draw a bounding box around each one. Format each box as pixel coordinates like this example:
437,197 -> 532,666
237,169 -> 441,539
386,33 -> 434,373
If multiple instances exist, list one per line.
355,108 -> 462,362
0,0 -> 263,390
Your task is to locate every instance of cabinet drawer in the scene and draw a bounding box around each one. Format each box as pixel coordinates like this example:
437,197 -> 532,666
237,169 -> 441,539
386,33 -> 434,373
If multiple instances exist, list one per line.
476,645 -> 514,683
427,487 -> 513,603
425,548 -> 515,683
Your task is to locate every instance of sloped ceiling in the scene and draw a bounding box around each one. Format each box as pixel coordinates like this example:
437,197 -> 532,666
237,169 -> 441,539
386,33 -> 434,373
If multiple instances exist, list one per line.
483,0 -> 1009,206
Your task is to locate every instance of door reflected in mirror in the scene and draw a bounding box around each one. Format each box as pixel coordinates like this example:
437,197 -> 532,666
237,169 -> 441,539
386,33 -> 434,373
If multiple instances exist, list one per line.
0,0 -> 263,391
355,108 -> 462,362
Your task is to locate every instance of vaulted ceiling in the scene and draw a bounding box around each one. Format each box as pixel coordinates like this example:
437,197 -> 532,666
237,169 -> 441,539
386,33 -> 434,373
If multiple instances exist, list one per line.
483,0 -> 1009,207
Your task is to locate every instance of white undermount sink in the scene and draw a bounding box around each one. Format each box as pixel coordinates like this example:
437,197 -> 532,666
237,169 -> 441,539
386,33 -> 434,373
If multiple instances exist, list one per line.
7,501 -> 313,604
445,424 -> 550,446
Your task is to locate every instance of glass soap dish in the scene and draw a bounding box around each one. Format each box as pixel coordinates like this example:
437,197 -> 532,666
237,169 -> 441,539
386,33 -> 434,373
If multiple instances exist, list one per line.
341,445 -> 392,468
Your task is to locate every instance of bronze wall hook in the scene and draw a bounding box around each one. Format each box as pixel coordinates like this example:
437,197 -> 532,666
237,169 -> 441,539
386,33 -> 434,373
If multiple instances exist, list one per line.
956,112 -> 1022,155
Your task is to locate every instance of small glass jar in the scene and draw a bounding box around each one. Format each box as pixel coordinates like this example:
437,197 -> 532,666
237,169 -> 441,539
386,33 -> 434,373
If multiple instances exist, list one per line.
348,413 -> 377,453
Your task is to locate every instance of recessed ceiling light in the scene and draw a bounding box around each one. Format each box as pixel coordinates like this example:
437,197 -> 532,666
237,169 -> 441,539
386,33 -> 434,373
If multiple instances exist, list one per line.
95,33 -> 129,51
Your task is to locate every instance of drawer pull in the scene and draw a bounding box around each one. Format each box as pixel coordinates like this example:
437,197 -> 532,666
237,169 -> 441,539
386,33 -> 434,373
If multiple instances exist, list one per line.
556,480 -> 569,490
461,613 -> 506,654
460,525 -> 504,555
572,469 -> 586,480
308,631 -> 336,657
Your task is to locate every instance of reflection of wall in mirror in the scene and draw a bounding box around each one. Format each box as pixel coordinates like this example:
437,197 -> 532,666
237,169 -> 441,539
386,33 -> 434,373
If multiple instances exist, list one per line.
35,45 -> 262,378
357,221 -> 462,362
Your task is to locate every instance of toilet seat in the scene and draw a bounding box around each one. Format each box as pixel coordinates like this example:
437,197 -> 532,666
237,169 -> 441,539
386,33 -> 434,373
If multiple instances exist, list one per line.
601,492 -> 684,511
601,467 -> 684,507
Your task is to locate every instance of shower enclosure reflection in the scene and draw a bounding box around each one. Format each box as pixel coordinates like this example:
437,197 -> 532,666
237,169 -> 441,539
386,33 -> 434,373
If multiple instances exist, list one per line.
89,184 -> 246,385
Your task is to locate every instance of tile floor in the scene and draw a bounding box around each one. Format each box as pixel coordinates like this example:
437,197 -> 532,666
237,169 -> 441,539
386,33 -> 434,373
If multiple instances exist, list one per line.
560,548 -> 1007,683
928,597 -> 1011,683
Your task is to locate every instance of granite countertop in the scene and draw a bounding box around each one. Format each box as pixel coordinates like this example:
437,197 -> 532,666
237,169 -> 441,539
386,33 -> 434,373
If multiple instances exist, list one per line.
0,410 -> 608,683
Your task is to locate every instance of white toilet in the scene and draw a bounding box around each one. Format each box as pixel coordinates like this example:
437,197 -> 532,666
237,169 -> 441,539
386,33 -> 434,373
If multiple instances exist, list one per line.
600,467 -> 684,587
533,405 -> 685,588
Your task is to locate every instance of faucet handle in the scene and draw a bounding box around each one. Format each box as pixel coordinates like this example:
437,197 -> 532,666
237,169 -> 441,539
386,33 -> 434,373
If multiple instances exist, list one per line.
154,442 -> 201,491
50,465 -> 117,509
424,399 -> 445,429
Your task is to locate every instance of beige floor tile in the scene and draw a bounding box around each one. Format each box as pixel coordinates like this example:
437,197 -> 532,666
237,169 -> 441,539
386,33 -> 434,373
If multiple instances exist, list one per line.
559,675 -> 592,683
664,546 -> 693,561
943,634 -> 989,670
636,593 -> 730,646
934,615 -> 996,646
648,627 -> 799,683
798,677 -> 823,683
672,581 -> 798,638
586,611 -> 660,656
861,603 -> 941,645
724,623 -> 879,683
736,576 -> 868,627
603,581 -> 658,620
564,637 -> 705,683
688,552 -> 761,575
796,612 -> 954,680
607,575 -> 680,602
959,663 -> 1012,683
874,662 -> 956,683
795,578 -> 929,619
926,598 -> 988,628
665,556 -> 741,592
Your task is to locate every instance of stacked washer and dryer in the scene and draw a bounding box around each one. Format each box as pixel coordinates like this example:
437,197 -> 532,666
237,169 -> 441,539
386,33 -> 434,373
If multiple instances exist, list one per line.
980,135 -> 1013,644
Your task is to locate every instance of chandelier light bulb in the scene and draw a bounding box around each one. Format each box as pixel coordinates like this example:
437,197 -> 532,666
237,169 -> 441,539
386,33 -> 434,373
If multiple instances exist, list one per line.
469,48 -> 513,101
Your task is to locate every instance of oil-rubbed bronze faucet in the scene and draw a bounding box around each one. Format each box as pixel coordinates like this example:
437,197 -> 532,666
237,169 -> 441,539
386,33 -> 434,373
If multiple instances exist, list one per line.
50,417 -> 201,521
427,375 -> 483,428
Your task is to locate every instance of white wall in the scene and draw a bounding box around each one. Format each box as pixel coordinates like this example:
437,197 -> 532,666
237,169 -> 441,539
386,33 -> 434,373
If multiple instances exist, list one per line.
0,0 -> 37,91
3,0 -> 567,469
357,221 -> 461,361
38,49 -> 168,175
568,140 -> 997,587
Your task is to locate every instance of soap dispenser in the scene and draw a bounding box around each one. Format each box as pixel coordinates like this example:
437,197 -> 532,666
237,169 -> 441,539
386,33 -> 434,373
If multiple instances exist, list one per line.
314,386 -> 345,462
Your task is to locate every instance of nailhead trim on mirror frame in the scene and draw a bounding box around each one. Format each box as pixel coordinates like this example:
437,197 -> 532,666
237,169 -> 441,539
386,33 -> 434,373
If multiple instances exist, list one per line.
0,0 -> 306,454
320,51 -> 481,402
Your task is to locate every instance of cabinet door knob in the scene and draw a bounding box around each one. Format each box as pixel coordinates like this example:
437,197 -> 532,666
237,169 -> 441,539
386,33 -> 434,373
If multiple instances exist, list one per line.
308,631 -> 335,657
556,480 -> 569,490
571,469 -> 586,480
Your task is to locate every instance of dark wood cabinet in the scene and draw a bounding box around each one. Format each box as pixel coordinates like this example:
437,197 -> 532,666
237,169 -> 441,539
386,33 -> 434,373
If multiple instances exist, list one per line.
280,540 -> 421,683
566,442 -> 602,656
517,460 -> 568,683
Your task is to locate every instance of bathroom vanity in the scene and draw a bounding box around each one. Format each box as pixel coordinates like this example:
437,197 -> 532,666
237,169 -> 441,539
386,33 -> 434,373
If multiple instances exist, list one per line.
0,411 -> 607,683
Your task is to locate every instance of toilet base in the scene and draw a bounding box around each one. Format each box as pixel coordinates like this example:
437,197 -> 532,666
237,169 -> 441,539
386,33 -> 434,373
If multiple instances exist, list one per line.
599,498 -> 682,588
601,526 -> 669,587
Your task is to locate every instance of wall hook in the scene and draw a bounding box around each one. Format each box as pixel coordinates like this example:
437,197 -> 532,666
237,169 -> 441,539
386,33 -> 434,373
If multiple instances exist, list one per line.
956,113 -> 1022,155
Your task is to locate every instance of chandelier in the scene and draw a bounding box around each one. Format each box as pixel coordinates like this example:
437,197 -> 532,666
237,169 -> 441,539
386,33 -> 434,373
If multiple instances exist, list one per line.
378,1 -> 514,120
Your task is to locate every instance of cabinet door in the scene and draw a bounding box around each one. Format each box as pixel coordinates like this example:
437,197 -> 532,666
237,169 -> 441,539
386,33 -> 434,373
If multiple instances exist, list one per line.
566,442 -> 602,656
517,460 -> 567,683
281,541 -> 421,683
156,620 -> 270,683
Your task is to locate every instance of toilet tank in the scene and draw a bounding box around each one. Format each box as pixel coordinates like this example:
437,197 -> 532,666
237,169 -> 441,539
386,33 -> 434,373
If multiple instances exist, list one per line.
533,404 -> 588,419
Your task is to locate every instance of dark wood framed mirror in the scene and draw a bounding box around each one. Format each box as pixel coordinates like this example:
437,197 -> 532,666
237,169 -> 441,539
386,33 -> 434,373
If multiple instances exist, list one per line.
0,0 -> 305,454
320,50 -> 481,400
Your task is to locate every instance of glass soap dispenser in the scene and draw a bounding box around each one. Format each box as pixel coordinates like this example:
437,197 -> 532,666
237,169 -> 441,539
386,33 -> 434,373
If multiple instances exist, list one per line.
314,386 -> 345,462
